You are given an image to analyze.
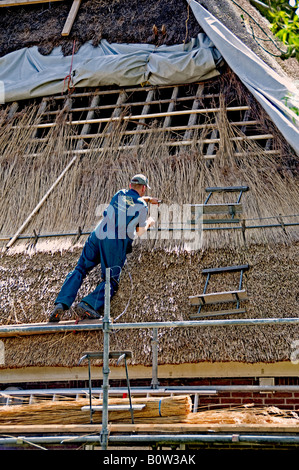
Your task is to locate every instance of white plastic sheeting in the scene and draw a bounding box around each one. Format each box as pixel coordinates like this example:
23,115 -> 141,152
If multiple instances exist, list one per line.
189,0 -> 299,155
0,33 -> 222,103
0,0 -> 298,154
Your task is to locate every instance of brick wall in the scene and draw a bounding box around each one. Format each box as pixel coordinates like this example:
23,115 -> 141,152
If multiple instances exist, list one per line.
197,390 -> 299,410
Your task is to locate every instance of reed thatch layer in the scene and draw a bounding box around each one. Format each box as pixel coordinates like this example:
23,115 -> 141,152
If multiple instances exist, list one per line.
0,69 -> 298,369
0,73 -> 298,251
0,395 -> 192,425
0,242 -> 298,368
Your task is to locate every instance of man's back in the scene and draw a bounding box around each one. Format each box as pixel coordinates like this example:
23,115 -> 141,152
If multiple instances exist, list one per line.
96,188 -> 148,242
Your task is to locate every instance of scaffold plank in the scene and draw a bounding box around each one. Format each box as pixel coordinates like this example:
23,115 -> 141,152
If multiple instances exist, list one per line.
0,423 -> 299,434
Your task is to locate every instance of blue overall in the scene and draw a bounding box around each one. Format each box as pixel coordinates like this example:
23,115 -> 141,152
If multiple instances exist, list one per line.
55,189 -> 148,311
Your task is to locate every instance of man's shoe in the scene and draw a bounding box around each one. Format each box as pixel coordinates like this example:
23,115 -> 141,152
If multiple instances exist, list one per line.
48,303 -> 66,323
75,301 -> 103,320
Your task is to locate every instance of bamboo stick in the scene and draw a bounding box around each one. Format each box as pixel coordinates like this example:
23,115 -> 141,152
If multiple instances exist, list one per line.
0,399 -> 298,428
30,121 -> 261,142
40,93 -> 220,115
47,82 -> 206,100
12,106 -> 251,130
5,154 -> 78,249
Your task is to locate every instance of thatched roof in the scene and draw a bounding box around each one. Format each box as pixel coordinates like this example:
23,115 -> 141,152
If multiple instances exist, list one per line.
0,71 -> 298,244
0,0 -> 202,56
1,242 -> 299,368
0,0 -> 298,373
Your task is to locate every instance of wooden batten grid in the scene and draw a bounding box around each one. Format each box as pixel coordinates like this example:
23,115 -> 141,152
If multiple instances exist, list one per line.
2,81 -> 278,248
13,82 -> 276,158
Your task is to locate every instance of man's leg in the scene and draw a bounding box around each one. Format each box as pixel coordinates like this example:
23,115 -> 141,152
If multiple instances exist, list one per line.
49,232 -> 100,321
80,239 -> 126,312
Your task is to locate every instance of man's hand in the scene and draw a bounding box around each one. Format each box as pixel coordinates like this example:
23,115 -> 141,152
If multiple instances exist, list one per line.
136,216 -> 155,237
149,197 -> 161,205
142,196 -> 161,205
147,216 -> 155,227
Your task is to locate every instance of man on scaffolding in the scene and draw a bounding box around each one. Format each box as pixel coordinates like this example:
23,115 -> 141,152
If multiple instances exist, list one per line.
49,174 -> 159,322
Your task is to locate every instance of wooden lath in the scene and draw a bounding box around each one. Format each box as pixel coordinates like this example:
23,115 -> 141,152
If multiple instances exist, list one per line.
7,81 -> 276,160
29,105 -> 252,128
1,81 -> 279,168
61,0 -> 82,36
6,93 -> 101,249
0,0 -> 81,38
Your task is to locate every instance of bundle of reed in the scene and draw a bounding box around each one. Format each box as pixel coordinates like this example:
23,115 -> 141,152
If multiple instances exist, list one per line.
182,405 -> 299,426
0,395 -> 192,425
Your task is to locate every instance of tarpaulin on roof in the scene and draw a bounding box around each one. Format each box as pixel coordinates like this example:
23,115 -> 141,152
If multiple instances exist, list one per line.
0,33 -> 222,103
188,0 -> 299,155
0,0 -> 298,154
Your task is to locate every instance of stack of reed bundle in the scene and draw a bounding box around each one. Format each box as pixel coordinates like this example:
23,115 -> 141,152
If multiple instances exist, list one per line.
182,404 -> 299,426
0,395 -> 192,425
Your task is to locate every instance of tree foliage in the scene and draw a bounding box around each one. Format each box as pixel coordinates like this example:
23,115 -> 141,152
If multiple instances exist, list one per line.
256,0 -> 299,60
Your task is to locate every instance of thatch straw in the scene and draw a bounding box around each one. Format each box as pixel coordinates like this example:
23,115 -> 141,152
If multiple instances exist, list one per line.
0,72 -> 298,252
0,395 -> 192,425
183,404 -> 299,426
0,73 -> 298,368
1,396 -> 299,427
0,241 -> 298,367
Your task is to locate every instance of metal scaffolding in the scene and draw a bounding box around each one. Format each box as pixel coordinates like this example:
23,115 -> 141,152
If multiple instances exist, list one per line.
1,267 -> 299,450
